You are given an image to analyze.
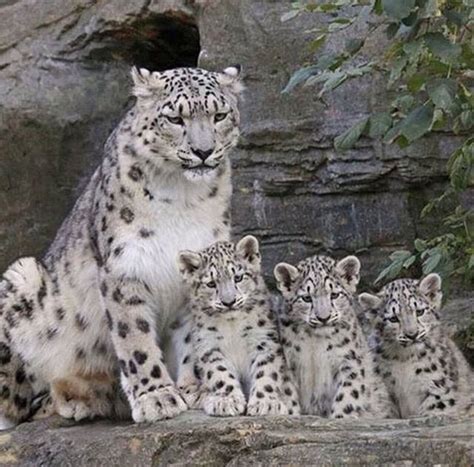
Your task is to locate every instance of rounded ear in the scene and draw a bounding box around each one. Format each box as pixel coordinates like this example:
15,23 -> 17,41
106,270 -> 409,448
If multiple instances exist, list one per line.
336,256 -> 361,292
419,273 -> 442,308
236,235 -> 260,265
274,262 -> 299,295
130,67 -> 165,98
177,251 -> 201,277
217,65 -> 244,95
358,293 -> 382,311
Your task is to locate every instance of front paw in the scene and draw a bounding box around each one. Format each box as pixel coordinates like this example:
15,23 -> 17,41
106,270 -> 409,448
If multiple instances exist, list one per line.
131,386 -> 187,423
202,392 -> 246,417
178,384 -> 203,409
247,395 -> 289,416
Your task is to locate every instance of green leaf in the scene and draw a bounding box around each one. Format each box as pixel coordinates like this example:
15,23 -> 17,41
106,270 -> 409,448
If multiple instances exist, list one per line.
382,0 -> 415,20
334,117 -> 369,151
403,255 -> 416,268
308,34 -> 327,54
407,74 -> 426,92
414,238 -> 427,252
426,78 -> 458,113
345,38 -> 364,55
399,104 -> 434,142
317,71 -> 348,97
389,250 -> 412,261
423,251 -> 442,274
388,56 -> 408,86
393,94 -> 415,113
373,0 -> 383,14
368,112 -> 392,138
282,66 -> 319,93
468,254 -> 474,269
424,32 -> 462,65
386,22 -> 400,39
281,10 -> 299,22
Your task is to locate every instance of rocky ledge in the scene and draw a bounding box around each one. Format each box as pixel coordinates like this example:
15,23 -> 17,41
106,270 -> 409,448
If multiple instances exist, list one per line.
0,412 -> 472,466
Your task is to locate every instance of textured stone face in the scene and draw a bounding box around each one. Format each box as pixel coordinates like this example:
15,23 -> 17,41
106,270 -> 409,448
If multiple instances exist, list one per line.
0,0 -> 468,285
0,414 -> 472,465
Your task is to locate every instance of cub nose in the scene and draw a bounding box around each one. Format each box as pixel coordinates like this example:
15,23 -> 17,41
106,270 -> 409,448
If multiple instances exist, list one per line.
318,316 -> 330,324
222,298 -> 236,308
405,331 -> 419,340
191,148 -> 213,162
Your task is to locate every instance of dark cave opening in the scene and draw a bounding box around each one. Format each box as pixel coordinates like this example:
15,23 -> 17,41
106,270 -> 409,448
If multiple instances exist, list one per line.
86,11 -> 200,71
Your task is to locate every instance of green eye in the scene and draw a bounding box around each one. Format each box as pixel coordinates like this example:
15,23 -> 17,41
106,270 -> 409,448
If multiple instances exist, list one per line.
214,113 -> 227,123
234,274 -> 243,283
166,116 -> 184,125
207,280 -> 216,289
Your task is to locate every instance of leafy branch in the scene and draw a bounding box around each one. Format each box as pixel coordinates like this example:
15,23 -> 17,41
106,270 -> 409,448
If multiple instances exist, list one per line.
282,0 -> 474,289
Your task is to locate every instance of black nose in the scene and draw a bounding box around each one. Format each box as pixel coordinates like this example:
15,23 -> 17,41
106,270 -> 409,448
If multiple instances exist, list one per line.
191,148 -> 213,162
318,316 -> 330,323
222,298 -> 236,308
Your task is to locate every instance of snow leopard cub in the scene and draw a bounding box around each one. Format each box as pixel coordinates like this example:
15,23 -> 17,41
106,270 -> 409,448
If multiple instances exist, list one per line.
178,236 -> 300,417
359,274 -> 473,418
274,255 -> 392,418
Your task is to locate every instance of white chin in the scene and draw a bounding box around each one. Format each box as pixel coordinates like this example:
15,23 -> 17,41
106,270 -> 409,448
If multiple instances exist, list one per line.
183,167 -> 217,182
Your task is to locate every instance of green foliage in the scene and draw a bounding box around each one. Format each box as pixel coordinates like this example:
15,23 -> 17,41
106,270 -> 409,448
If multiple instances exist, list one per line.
282,0 -> 473,289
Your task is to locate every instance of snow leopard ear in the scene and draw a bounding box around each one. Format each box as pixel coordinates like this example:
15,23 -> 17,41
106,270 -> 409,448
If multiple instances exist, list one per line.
217,65 -> 244,95
335,256 -> 361,292
419,273 -> 442,308
178,251 -> 202,278
358,293 -> 382,311
130,67 -> 165,98
236,235 -> 260,266
274,262 -> 299,297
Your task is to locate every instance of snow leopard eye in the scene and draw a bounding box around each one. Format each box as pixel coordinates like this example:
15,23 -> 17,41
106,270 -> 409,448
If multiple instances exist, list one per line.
330,292 -> 341,300
214,112 -> 228,123
206,280 -> 216,289
301,295 -> 312,303
234,273 -> 243,283
416,308 -> 425,317
388,315 -> 399,323
166,115 -> 184,126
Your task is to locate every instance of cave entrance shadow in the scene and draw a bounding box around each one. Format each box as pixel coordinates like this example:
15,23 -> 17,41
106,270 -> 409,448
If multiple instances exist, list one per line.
87,11 -> 200,71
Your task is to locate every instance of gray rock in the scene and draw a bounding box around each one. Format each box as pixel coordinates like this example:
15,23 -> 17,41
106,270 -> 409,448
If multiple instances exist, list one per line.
0,413 -> 472,466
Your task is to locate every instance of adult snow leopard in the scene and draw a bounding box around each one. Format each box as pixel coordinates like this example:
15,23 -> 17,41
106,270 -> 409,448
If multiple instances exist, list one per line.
0,65 -> 243,424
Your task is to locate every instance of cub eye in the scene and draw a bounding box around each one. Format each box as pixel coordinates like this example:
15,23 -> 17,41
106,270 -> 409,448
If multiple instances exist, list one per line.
166,116 -> 184,125
206,280 -> 216,289
388,315 -> 399,323
234,274 -> 243,283
214,113 -> 228,123
416,308 -> 425,317
301,295 -> 312,303
330,292 -> 341,300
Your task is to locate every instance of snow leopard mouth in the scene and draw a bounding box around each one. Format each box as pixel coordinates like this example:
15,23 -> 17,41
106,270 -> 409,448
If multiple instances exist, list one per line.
182,164 -> 218,175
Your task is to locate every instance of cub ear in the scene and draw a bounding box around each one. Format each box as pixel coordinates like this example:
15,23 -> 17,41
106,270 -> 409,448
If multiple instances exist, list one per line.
419,273 -> 442,308
274,262 -> 299,296
130,67 -> 165,98
177,251 -> 202,278
336,256 -> 361,292
236,235 -> 260,265
358,293 -> 382,311
217,65 -> 244,95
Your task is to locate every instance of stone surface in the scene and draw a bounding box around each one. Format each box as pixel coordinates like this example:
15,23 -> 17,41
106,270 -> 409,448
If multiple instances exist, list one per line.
0,412 -> 472,466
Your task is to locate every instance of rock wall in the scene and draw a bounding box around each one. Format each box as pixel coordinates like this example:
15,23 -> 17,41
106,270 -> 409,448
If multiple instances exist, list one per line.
1,413 -> 472,466
0,0 -> 469,286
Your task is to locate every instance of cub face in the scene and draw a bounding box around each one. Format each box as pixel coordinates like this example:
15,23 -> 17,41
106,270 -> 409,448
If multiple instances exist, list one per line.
359,273 -> 442,346
274,255 -> 360,328
130,65 -> 243,182
178,235 -> 261,314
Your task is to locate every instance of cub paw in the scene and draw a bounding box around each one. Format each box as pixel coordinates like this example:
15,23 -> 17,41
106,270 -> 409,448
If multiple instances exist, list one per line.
131,386 -> 187,423
202,393 -> 246,417
247,395 -> 289,416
